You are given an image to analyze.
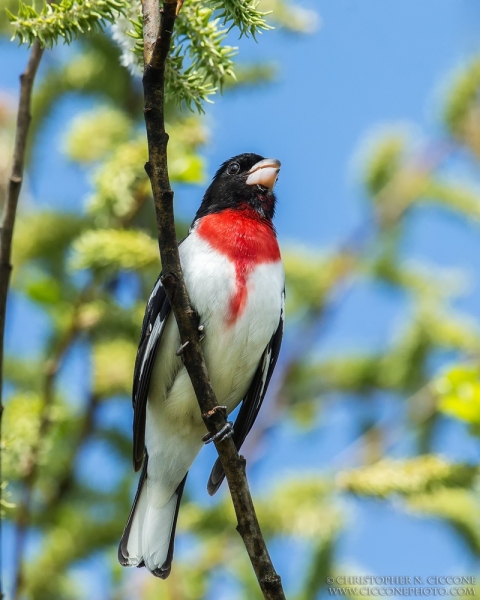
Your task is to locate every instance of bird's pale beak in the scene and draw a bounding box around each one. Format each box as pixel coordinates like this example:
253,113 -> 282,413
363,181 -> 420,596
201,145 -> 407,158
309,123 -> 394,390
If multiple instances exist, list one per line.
246,158 -> 281,190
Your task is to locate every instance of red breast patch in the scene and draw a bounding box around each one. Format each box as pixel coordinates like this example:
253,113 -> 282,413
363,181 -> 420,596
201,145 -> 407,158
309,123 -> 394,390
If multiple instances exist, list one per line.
196,208 -> 281,325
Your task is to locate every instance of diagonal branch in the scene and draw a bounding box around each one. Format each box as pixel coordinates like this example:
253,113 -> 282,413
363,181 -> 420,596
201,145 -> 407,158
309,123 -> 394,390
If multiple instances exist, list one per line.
141,2 -> 286,598
0,40 -> 44,600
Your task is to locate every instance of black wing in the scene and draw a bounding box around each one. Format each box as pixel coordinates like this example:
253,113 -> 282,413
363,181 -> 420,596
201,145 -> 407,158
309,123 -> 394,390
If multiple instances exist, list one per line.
207,290 -> 285,495
132,274 -> 172,471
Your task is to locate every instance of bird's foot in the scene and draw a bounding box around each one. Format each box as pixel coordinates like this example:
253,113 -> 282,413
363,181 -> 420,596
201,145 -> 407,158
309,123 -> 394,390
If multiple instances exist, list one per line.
202,421 -> 234,445
201,406 -> 233,444
175,340 -> 189,356
175,324 -> 205,356
202,405 -> 227,420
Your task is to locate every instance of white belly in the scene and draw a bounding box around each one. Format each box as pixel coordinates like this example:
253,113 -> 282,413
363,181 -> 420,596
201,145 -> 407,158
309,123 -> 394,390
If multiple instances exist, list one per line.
187,237 -> 283,402
144,231 -> 283,501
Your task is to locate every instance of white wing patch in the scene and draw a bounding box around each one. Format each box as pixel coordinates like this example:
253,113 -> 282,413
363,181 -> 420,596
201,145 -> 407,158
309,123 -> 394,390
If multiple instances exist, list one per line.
139,313 -> 167,379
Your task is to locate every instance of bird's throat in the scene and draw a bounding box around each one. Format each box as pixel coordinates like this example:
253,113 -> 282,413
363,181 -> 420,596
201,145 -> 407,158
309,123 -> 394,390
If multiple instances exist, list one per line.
196,208 -> 281,325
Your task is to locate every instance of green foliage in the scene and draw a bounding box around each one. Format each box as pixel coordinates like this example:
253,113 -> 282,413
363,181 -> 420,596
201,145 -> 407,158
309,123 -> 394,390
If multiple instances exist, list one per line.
0,0 -> 18,33
407,489 -> 480,556
0,481 -> 16,517
283,298 -> 480,422
32,35 -> 139,142
338,456 -> 478,498
223,61 -> 278,89
443,55 -> 480,139
92,338 -> 137,396
422,178 -> 480,220
6,0 -> 277,112
66,110 -> 206,224
363,129 -> 408,197
126,0 -> 238,111
208,0 -> 272,38
260,0 -> 319,34
283,249 -> 355,316
176,3 -> 237,87
165,55 -> 218,111
183,477 -> 341,542
7,0 -> 129,47
7,3 -> 480,598
76,298 -> 144,340
258,478 -> 341,539
24,502 -> 126,600
5,356 -> 43,391
3,392 -> 44,480
12,212 -> 87,271
65,105 -> 132,163
435,364 -> 480,426
86,137 -> 150,224
70,229 -> 159,272
368,257 -> 467,302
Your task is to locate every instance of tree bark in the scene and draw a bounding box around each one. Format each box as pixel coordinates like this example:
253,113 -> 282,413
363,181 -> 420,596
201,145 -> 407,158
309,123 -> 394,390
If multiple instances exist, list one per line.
0,40 -> 44,600
141,2 -> 286,598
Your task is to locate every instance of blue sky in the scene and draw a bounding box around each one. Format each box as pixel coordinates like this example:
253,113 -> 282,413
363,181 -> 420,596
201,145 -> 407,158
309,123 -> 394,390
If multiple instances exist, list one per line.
3,1 -> 480,597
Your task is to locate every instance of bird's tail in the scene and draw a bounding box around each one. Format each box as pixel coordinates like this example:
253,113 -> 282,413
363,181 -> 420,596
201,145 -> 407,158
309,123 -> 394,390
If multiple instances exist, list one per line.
118,456 -> 187,579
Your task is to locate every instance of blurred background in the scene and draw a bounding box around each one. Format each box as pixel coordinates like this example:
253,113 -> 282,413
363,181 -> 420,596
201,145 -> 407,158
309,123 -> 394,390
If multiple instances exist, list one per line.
2,0 -> 480,598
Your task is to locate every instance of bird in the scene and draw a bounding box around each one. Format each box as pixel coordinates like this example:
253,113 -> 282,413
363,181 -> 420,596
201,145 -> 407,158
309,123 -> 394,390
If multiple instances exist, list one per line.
118,152 -> 285,579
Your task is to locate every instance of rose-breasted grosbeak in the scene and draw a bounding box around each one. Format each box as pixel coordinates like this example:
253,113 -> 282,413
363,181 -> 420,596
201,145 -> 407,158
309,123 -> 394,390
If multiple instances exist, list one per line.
118,153 -> 284,578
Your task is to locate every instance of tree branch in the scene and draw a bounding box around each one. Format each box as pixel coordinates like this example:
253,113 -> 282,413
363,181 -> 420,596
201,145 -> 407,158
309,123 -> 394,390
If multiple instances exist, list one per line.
0,40 -> 44,600
141,3 -> 285,598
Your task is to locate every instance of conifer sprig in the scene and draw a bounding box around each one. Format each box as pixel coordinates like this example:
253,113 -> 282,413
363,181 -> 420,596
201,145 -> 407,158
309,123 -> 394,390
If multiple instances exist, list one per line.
127,1 -> 237,111
7,0 -> 129,47
175,3 -> 237,88
208,0 -> 272,37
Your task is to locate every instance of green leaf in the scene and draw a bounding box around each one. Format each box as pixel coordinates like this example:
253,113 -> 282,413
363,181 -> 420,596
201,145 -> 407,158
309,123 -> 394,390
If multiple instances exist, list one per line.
4,357 -> 43,390
0,481 -> 16,517
435,364 -> 480,425
13,212 -> 87,269
443,55 -> 480,138
362,130 -> 408,197
3,392 -> 43,480
283,249 -> 355,316
260,0 -> 320,34
70,229 -> 159,272
87,137 -> 149,224
338,456 -> 478,498
65,105 -> 132,163
24,275 -> 62,305
8,0 -> 130,48
92,338 -> 137,397
421,179 -> 480,220
407,489 -> 480,556
207,0 -> 272,38
119,0 -> 239,111
183,477 -> 341,540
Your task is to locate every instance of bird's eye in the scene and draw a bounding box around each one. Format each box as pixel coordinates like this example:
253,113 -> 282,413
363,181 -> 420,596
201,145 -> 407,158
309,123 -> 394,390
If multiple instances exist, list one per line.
227,162 -> 240,175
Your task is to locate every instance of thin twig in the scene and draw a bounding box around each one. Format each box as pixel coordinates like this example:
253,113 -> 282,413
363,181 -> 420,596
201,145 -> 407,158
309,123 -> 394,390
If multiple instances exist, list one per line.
0,40 -> 44,600
143,0 -> 161,65
141,2 -> 286,597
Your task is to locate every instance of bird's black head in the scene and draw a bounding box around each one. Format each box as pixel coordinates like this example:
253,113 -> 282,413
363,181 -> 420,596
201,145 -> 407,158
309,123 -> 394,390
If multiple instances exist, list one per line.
193,153 -> 281,224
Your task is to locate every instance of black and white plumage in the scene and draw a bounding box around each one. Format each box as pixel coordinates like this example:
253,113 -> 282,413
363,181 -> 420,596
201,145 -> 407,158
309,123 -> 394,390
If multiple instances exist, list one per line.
118,153 -> 285,578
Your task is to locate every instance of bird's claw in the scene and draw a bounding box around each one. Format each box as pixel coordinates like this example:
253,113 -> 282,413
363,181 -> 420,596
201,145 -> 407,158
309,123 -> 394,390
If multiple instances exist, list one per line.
175,325 -> 205,355
202,421 -> 234,445
202,405 -> 227,420
175,340 -> 189,356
